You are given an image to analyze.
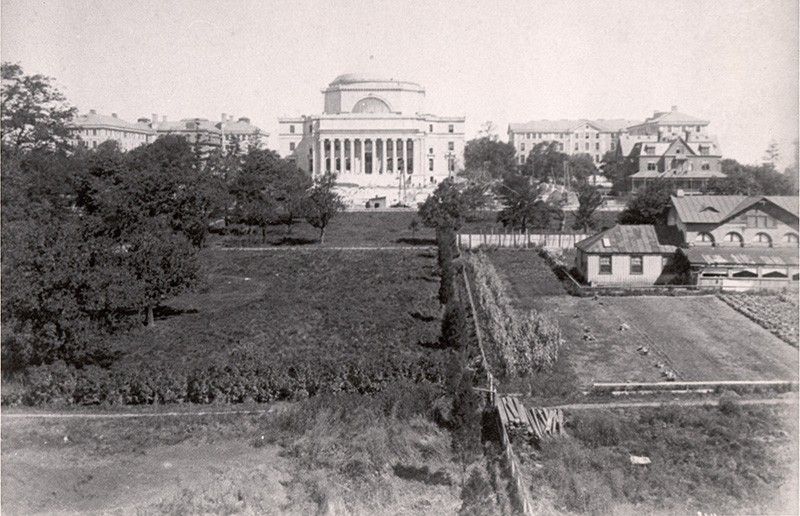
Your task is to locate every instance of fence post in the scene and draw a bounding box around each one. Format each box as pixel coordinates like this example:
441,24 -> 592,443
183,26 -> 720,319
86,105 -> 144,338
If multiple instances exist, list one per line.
469,233 -> 472,249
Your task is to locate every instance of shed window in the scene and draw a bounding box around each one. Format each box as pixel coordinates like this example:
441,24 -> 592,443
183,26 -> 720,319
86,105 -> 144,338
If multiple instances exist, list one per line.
783,233 -> 799,244
754,233 -> 772,245
599,256 -> 612,274
695,232 -> 714,245
630,256 -> 643,275
724,232 -> 743,244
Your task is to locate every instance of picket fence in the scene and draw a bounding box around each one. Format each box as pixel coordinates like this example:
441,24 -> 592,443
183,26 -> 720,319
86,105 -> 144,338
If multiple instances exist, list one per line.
458,231 -> 590,250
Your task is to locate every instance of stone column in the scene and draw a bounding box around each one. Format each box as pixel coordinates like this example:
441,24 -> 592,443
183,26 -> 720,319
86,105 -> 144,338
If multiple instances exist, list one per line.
333,138 -> 340,175
400,139 -> 406,174
380,138 -> 387,175
359,138 -> 365,174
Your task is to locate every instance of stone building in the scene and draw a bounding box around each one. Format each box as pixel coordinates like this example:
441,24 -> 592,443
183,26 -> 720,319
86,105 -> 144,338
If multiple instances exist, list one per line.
507,119 -> 639,166
278,73 -> 465,206
69,110 -> 156,151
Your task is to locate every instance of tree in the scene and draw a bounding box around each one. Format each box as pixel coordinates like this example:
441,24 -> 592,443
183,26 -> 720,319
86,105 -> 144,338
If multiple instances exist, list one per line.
451,369 -> 482,479
463,137 -> 517,180
1,62 -> 77,156
618,179 -> 674,225
568,153 -> 598,184
125,223 -> 201,327
303,173 -> 345,244
764,140 -> 780,169
461,182 -> 491,220
418,178 -> 468,230
409,218 -> 420,239
521,141 -> 568,183
704,158 -> 798,196
600,150 -> 637,195
572,183 -> 603,232
459,469 -> 497,516
274,163 -> 313,235
477,121 -> 499,141
495,172 -> 562,231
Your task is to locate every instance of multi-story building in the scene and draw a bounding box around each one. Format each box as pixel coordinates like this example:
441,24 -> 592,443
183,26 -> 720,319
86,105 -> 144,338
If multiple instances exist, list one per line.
70,110 -> 265,155
627,106 -> 710,141
625,135 -> 724,193
69,110 -> 156,151
507,119 -> 640,166
278,72 -> 465,206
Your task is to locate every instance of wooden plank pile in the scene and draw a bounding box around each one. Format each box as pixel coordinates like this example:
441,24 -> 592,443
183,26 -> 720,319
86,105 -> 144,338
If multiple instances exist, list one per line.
496,396 -> 565,444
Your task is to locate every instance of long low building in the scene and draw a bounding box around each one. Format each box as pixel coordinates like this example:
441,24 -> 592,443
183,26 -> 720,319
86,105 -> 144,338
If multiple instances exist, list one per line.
681,247 -> 799,290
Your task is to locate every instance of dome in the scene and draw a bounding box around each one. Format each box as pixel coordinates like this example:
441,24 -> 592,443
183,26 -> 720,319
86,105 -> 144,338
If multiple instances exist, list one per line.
329,72 -> 421,88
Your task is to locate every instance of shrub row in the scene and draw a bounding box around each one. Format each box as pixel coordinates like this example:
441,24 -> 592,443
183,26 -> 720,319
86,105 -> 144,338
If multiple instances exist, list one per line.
466,252 -> 562,377
2,352 -> 450,407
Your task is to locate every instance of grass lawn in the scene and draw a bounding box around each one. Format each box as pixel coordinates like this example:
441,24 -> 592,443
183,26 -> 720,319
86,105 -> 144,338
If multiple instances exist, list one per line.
214,209 -> 606,249
519,402 -> 799,515
487,250 -> 567,298
111,248 -> 445,375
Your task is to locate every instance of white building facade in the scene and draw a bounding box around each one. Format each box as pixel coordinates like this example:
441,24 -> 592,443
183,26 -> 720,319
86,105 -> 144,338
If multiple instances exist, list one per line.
279,73 -> 465,205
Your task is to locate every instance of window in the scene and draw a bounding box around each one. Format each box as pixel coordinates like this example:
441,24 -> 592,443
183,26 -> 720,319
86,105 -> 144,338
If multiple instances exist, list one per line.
585,133 -> 589,139
584,142 -> 589,150
448,124 -> 454,133
595,142 -> 600,150
289,142 -> 296,151
754,233 -> 772,245
449,158 -> 455,172
747,214 -> 776,228
289,125 -> 295,134
309,124 -> 313,134
595,154 -> 600,162
701,162 -> 710,171
429,147 -> 433,154
611,142 -> 616,150
92,141 -> 97,148
783,233 -> 799,244
520,155 -> 525,164
699,145 -> 710,156
723,232 -> 743,244
448,141 -> 455,151
647,162 -> 656,171
595,133 -> 599,139
644,145 -> 655,154
630,256 -> 643,275
599,256 -> 612,274
695,232 -> 714,245
574,143 -> 579,151
696,126 -> 701,132
93,129 -> 97,136
521,143 -> 526,152
429,124 -> 433,132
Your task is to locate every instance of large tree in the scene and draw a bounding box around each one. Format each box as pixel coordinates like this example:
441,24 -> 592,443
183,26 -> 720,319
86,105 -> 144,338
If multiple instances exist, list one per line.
418,177 -> 468,230
600,149 -> 637,195
463,137 -> 517,181
572,182 -> 603,232
495,171 -> 562,231
1,62 -> 76,156
303,173 -> 346,244
618,179 -> 675,225
521,141 -> 568,183
568,153 -> 598,184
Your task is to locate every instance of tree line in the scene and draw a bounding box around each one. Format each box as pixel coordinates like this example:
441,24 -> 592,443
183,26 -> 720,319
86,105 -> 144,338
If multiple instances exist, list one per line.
1,62 -> 344,374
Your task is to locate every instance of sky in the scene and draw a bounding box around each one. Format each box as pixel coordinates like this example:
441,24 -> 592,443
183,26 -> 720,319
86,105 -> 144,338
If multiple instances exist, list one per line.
2,0 -> 798,169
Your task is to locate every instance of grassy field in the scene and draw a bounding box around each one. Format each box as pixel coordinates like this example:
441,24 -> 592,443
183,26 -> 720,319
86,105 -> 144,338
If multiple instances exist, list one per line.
213,209 -> 610,249
111,248 -> 444,375
518,402 -> 799,515
1,387 -> 463,515
487,250 -> 567,298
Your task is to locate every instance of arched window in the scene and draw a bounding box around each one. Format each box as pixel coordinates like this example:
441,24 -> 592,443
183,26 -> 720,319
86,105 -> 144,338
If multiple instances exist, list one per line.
783,233 -> 799,244
352,97 -> 391,114
723,232 -> 743,244
695,232 -> 714,245
753,233 -> 772,245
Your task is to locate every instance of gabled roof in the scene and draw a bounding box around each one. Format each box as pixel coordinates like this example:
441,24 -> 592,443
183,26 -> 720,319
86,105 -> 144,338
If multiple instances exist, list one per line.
671,195 -> 800,224
682,247 -> 799,267
71,111 -> 155,133
576,224 -> 682,254
509,119 -> 640,134
629,107 -> 709,128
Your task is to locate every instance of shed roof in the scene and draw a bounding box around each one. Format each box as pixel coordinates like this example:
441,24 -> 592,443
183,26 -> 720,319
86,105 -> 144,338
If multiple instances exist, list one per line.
682,247 -> 800,266
576,224 -> 682,254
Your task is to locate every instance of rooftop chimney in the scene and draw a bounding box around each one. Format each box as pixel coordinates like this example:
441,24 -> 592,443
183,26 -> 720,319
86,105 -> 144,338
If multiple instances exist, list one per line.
221,112 -> 227,123
671,105 -> 678,111
152,113 -> 158,126
112,113 -> 118,118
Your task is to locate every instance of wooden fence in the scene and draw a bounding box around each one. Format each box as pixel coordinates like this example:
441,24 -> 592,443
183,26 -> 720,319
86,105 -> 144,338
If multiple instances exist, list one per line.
458,231 -> 589,250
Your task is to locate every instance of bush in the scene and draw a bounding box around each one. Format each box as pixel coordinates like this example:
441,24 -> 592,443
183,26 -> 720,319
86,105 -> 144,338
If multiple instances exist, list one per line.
22,361 -> 77,406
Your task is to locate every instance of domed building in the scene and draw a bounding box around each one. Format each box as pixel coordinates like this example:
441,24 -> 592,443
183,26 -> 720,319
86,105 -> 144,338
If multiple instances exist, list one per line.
279,73 -> 465,206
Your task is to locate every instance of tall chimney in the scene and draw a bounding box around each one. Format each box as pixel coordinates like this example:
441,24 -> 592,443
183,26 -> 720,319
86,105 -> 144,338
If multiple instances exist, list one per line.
90,109 -> 97,114
152,113 -> 158,126
221,112 -> 227,123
